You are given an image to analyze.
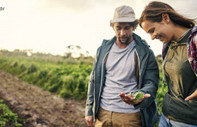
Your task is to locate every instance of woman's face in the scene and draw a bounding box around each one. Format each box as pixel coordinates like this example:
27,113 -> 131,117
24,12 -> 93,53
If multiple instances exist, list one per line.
141,19 -> 173,44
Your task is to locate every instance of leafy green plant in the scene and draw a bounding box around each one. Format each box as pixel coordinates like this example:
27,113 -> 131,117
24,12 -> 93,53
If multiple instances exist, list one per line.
20,63 -> 26,72
0,100 -> 23,127
133,91 -> 144,102
11,61 -> 18,67
27,64 -> 37,74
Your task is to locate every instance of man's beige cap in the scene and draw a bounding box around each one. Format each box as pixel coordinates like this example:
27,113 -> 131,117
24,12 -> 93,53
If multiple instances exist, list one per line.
110,5 -> 136,23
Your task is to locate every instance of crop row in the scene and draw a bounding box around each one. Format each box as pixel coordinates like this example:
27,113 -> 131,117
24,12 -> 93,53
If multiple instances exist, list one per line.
0,57 -> 92,100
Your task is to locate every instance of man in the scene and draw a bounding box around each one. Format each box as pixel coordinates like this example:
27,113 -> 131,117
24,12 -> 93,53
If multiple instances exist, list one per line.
85,5 -> 159,127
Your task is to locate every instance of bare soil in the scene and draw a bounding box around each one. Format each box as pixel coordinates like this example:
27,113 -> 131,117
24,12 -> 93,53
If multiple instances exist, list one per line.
0,70 -> 87,127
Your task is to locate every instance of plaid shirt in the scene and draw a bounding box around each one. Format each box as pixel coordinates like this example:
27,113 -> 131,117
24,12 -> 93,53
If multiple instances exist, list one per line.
188,26 -> 197,76
162,26 -> 197,76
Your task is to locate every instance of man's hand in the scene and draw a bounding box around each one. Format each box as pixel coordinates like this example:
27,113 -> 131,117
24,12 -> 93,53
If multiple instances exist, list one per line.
119,92 -> 151,105
185,89 -> 197,101
85,116 -> 94,127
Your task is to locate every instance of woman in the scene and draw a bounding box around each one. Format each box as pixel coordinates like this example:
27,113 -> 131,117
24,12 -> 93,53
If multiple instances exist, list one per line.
139,1 -> 197,127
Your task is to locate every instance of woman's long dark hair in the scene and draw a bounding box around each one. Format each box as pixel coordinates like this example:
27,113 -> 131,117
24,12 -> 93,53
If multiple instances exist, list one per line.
139,1 -> 195,28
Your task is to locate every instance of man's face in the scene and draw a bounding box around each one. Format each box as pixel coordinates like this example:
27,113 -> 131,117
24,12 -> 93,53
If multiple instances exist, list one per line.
113,22 -> 133,45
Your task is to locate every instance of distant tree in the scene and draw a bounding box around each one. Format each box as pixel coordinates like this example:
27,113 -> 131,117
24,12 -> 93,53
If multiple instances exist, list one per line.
76,46 -> 81,50
85,51 -> 89,57
65,45 -> 82,58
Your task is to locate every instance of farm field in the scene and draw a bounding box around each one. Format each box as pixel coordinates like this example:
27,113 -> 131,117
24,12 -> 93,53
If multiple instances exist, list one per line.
0,70 -> 86,127
0,49 -> 167,127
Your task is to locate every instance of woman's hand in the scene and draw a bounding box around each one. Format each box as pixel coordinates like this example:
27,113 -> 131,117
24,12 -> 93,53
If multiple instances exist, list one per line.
185,89 -> 197,101
85,116 -> 94,127
119,92 -> 151,105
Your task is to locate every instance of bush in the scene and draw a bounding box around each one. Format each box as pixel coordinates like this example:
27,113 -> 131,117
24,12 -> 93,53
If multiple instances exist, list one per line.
47,75 -> 63,93
11,61 -> 18,67
20,63 -> 26,72
38,70 -> 48,79
59,89 -> 72,98
62,76 -> 76,92
0,100 -> 23,127
27,64 -> 37,74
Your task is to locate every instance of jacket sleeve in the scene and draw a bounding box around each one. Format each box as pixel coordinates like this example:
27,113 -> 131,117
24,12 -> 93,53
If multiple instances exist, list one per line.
85,47 -> 100,116
188,30 -> 197,77
134,50 -> 159,109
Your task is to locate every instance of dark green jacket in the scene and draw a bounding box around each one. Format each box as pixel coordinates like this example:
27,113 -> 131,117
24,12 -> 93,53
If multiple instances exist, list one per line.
162,32 -> 197,125
85,33 -> 160,127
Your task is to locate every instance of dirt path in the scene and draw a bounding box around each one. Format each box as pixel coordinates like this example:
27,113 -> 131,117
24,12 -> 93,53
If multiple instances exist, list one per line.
0,70 -> 87,127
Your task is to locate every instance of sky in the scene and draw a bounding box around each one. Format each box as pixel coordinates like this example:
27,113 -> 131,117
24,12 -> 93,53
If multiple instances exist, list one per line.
0,0 -> 197,57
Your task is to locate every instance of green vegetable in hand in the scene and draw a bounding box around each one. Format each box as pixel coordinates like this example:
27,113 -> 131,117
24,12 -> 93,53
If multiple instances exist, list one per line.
133,91 -> 144,102
128,91 -> 144,102
127,92 -> 132,96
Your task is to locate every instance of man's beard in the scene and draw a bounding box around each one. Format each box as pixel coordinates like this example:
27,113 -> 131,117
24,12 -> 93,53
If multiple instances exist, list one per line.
119,35 -> 132,45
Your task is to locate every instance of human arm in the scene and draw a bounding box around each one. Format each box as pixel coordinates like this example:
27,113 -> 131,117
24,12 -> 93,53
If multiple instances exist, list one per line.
185,29 -> 197,100
85,47 -> 101,126
85,68 -> 95,126
85,70 -> 94,114
119,92 -> 151,105
134,50 -> 159,109
85,116 -> 94,127
188,27 -> 197,76
185,89 -> 197,101
120,49 -> 159,108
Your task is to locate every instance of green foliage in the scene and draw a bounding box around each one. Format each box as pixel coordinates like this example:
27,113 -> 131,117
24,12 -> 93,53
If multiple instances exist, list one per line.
11,61 -> 18,67
20,63 -> 26,72
59,89 -> 73,98
133,91 -> 144,102
156,79 -> 167,115
155,55 -> 168,115
0,50 -> 93,101
38,70 -> 48,78
27,64 -> 37,74
0,100 -> 23,127
62,76 -> 76,92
